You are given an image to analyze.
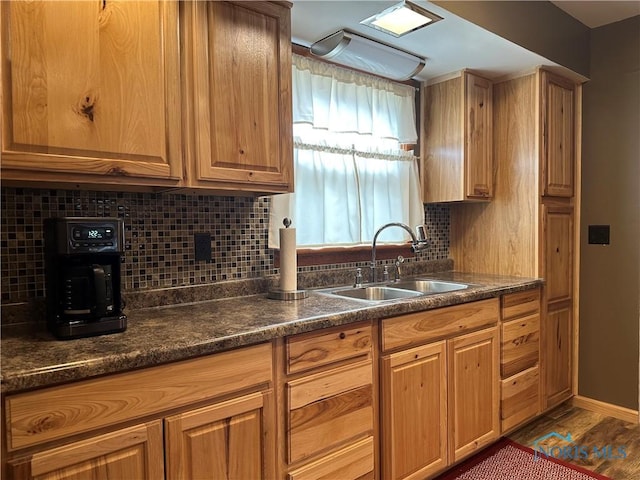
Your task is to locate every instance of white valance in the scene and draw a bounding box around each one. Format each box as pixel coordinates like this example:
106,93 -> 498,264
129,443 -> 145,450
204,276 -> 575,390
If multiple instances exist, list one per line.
292,54 -> 418,144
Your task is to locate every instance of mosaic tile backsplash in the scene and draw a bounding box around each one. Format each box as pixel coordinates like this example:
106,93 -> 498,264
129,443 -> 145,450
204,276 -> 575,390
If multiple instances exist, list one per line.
0,187 -> 450,305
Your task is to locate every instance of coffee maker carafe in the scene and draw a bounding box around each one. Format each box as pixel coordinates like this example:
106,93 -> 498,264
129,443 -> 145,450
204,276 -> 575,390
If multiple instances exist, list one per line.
44,217 -> 127,339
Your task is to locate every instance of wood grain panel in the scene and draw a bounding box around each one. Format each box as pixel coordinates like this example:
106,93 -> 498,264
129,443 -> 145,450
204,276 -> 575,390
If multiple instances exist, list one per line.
501,313 -> 540,377
381,298 -> 499,352
381,342 -> 447,480
501,288 -> 541,320
448,326 -> 500,462
288,360 -> 371,410
542,71 -> 575,197
287,436 -> 374,480
464,72 -> 493,199
422,75 -> 464,202
8,422 -> 164,480
501,366 -> 540,432
543,205 -> 574,304
287,323 -> 372,374
2,0 -> 182,182
186,1 -> 293,191
6,343 -> 272,450
450,74 -> 539,276
164,392 -> 269,480
287,359 -> 373,463
544,303 -> 573,409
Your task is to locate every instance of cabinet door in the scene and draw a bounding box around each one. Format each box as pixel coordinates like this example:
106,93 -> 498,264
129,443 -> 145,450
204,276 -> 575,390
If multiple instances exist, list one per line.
448,326 -> 500,463
464,72 -> 493,199
544,205 -> 574,304
184,1 -> 293,193
542,72 -> 575,197
544,304 -> 573,409
164,391 -> 275,480
7,422 -> 164,480
1,1 -> 182,186
381,341 -> 447,480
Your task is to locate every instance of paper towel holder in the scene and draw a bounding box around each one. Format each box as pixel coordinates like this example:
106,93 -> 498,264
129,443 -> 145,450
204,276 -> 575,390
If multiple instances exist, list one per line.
268,217 -> 308,300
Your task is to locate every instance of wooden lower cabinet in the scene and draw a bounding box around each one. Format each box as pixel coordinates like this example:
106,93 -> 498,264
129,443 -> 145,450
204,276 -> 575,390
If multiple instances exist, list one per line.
500,288 -> 541,432
379,300 -> 500,480
287,437 -> 374,480
501,366 -> 540,432
7,422 -> 164,480
3,343 -> 275,480
544,303 -> 573,408
165,391 -> 275,480
448,327 -> 500,462
279,322 -> 375,480
381,342 -> 447,480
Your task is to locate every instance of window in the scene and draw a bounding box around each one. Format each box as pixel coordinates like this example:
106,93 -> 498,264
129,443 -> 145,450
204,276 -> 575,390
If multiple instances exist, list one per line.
269,55 -> 423,249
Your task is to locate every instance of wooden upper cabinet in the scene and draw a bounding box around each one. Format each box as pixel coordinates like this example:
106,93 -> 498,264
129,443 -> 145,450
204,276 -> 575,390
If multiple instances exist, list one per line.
182,1 -> 293,194
464,72 -> 493,199
541,71 -> 575,197
1,0 -> 182,187
422,71 -> 493,203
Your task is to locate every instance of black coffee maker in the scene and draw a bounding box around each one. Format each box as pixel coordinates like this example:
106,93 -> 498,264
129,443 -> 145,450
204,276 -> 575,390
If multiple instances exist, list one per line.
44,217 -> 127,339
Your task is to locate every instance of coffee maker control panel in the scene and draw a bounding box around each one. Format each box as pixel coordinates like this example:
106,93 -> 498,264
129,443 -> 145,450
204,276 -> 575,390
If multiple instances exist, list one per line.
50,218 -> 124,254
70,224 -> 119,251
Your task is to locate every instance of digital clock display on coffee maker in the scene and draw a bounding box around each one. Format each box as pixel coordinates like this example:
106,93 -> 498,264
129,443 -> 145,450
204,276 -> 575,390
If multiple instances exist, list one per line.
73,226 -> 114,241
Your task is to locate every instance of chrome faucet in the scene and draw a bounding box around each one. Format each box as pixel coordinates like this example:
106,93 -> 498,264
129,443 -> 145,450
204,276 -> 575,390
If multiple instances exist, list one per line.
371,222 -> 430,283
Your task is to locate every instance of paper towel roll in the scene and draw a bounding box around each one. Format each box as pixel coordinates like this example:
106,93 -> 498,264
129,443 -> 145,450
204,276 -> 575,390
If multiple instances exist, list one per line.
280,227 -> 297,291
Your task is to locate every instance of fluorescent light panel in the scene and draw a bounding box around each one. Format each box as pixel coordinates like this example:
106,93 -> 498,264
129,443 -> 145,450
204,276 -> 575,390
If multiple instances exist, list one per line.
361,1 -> 443,37
310,30 -> 425,81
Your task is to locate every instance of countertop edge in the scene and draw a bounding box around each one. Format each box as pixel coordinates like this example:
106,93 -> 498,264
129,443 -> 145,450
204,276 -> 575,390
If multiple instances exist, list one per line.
1,278 -> 542,394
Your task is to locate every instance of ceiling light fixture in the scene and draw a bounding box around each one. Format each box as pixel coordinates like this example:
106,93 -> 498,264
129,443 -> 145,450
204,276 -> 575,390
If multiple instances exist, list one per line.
360,0 -> 443,37
310,30 -> 425,81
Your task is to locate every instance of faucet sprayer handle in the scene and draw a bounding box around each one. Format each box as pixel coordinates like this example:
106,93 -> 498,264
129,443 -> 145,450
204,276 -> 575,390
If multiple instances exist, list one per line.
412,225 -> 430,252
416,224 -> 428,241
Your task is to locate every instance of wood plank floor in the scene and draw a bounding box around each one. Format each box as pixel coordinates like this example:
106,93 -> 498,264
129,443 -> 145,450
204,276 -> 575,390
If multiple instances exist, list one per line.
509,404 -> 640,479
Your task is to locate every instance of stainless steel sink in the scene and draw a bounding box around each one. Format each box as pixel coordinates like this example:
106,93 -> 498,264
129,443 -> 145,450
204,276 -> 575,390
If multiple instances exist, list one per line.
386,279 -> 468,294
325,286 -> 424,301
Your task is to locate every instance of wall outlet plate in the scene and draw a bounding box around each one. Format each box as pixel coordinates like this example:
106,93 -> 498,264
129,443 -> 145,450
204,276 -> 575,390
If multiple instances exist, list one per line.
588,225 -> 610,245
194,233 -> 212,261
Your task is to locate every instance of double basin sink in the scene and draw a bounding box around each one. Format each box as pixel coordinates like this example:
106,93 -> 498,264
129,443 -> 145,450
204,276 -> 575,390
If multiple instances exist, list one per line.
318,279 -> 469,302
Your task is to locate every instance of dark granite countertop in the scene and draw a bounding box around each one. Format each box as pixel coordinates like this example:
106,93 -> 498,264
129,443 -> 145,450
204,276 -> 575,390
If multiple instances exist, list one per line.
1,272 -> 542,394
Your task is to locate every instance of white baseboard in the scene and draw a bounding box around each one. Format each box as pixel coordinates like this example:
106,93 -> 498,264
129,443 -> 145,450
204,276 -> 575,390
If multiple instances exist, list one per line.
571,395 -> 639,424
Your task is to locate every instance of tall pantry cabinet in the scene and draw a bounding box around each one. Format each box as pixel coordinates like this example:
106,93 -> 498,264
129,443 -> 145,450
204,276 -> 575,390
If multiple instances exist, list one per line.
449,69 -> 581,413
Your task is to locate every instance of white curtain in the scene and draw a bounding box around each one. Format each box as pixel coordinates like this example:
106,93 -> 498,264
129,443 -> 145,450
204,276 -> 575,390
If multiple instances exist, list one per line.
269,55 -> 423,248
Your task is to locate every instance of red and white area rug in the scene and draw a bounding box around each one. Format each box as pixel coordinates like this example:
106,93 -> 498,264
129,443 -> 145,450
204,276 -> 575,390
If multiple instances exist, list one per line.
434,438 -> 612,480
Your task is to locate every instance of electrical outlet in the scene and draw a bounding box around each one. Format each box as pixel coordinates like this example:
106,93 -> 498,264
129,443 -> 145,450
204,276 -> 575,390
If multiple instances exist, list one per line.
588,225 -> 610,245
194,233 -> 212,261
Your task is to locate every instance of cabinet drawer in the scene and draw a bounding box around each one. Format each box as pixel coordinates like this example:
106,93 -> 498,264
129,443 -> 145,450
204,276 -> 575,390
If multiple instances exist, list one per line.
502,288 -> 540,321
382,298 -> 499,352
287,359 -> 373,463
6,342 -> 273,451
287,322 -> 372,374
501,313 -> 540,377
288,436 -> 374,480
501,366 -> 540,432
